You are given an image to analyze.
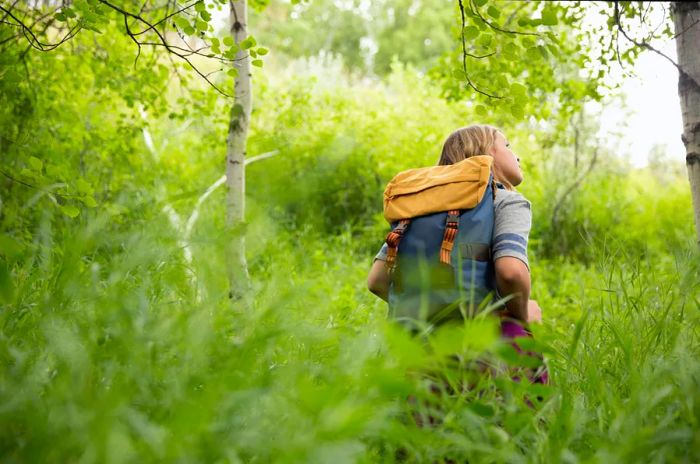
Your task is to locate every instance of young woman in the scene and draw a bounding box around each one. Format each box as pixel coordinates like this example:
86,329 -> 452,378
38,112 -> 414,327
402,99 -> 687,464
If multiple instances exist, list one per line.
367,124 -> 546,382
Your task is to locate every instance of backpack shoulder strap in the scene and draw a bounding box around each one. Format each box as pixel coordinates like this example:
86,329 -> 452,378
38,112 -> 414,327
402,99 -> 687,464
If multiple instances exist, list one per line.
439,210 -> 460,265
384,219 -> 410,272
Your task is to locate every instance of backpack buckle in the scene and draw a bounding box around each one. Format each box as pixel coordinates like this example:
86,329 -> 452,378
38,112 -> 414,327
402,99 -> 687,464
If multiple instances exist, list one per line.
446,211 -> 460,228
393,221 -> 409,234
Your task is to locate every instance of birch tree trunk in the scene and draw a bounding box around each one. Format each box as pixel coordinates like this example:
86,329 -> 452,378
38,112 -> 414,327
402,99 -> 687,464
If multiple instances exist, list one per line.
227,0 -> 251,300
672,2 -> 700,244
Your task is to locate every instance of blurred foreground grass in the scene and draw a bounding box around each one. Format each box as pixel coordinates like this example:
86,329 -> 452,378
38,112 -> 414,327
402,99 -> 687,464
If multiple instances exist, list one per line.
1,200 -> 698,462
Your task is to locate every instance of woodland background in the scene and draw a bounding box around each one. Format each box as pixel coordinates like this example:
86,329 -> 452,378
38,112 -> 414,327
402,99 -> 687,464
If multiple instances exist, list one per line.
1,0 -> 699,462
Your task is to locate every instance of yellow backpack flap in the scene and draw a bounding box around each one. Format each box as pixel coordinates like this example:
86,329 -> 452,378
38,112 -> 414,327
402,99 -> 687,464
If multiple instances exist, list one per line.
383,155 -> 494,223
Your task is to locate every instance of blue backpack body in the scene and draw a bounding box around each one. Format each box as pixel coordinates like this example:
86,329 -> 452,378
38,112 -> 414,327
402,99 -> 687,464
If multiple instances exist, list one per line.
387,179 -> 497,328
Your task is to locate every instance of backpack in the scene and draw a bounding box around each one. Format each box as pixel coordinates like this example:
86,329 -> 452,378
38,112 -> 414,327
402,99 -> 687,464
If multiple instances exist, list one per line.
382,155 -> 497,328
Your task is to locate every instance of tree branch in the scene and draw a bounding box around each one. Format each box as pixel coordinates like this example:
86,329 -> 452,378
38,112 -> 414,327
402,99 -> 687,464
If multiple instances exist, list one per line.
468,0 -> 539,37
184,150 -> 280,244
613,1 -> 681,74
458,0 -> 501,99
94,0 -> 233,97
0,169 -> 81,199
132,0 -> 200,36
0,5 -> 81,51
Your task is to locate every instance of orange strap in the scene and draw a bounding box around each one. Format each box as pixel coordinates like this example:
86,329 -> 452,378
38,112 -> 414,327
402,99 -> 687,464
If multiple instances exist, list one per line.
440,210 -> 460,265
384,219 -> 410,272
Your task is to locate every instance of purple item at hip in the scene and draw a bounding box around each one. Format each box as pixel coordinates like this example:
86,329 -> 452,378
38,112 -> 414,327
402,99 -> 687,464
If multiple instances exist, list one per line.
500,319 -> 549,385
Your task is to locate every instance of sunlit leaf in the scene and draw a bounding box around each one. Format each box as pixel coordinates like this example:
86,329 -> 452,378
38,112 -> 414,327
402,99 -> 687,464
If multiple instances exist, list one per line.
463,26 -> 479,40
61,205 -> 80,218
28,156 -> 43,171
542,8 -> 558,26
174,15 -> 190,30
82,196 -> 97,208
487,5 -> 500,19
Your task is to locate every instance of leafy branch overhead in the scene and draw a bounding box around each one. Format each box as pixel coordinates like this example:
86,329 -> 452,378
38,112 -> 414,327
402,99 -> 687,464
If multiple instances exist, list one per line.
0,0 -> 269,97
451,0 -> 676,123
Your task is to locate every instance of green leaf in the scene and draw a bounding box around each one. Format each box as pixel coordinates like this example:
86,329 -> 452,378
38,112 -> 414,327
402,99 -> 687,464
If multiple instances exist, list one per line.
521,37 -> 535,48
510,82 -> 527,96
82,22 -> 103,34
227,68 -> 239,78
473,0 -> 488,6
199,10 -> 211,21
28,156 -> 43,171
542,8 -> 558,26
256,47 -> 268,56
61,205 -> 80,218
46,164 -> 62,178
55,12 -> 67,22
82,196 -> 97,208
240,37 -> 255,50
463,26 -> 479,40
76,178 -> 92,194
469,401 -> 495,418
184,26 -> 195,35
475,104 -> 487,116
174,15 -> 190,30
510,103 -> 525,119
517,18 -> 529,27
211,37 -> 220,47
195,1 -> 206,12
487,5 -> 500,19
196,19 -> 208,32
502,42 -> 520,59
477,32 -> 492,47
526,46 -> 540,60
384,323 -> 428,368
223,36 -> 234,46
251,59 -> 263,68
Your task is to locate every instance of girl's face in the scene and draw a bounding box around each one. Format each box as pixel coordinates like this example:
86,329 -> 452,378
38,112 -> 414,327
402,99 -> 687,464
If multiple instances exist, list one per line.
490,131 -> 523,187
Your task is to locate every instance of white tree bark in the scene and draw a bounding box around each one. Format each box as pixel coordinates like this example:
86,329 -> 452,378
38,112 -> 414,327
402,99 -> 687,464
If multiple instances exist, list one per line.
673,2 -> 700,244
227,0 -> 252,299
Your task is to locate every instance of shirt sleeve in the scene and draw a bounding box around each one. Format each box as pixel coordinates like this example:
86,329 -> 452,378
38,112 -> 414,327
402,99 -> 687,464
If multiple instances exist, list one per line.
492,190 -> 531,270
374,242 -> 388,262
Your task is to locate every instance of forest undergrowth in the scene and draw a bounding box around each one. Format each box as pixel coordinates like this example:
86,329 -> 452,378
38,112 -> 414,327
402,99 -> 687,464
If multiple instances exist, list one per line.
2,196 -> 699,462
2,30 -> 700,463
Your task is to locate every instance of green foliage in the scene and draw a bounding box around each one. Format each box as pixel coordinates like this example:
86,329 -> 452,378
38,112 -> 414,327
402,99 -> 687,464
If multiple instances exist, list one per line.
250,0 -> 456,76
1,2 -> 699,463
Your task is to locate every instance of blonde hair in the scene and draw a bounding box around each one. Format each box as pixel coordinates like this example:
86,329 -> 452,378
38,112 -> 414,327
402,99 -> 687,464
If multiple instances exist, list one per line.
438,124 -> 514,190
438,124 -> 499,165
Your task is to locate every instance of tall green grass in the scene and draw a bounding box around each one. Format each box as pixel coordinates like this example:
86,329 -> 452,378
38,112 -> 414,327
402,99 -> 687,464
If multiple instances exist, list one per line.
2,194 -> 698,462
